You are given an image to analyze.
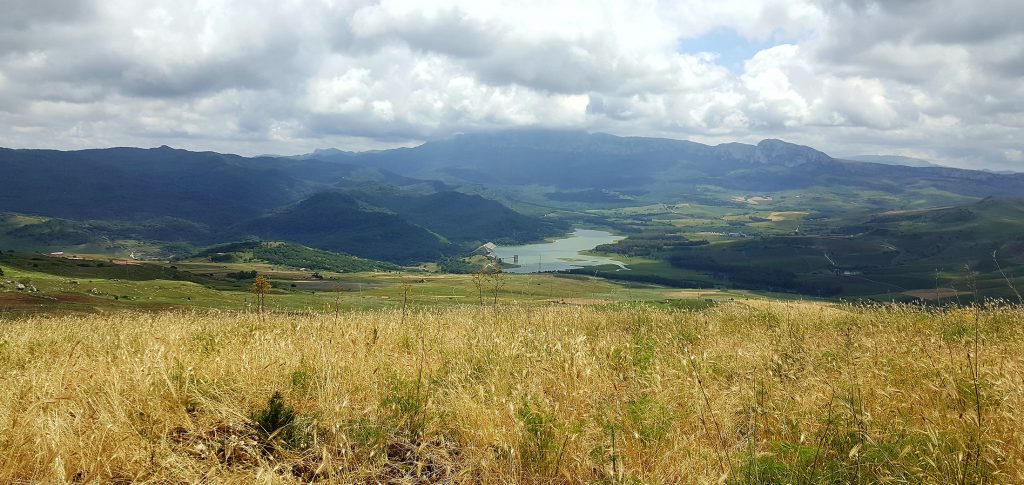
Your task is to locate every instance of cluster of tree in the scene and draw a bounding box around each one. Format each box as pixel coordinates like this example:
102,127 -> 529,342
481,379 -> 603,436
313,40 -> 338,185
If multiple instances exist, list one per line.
594,233 -> 709,257
194,241 -> 399,272
194,241 -> 259,256
226,270 -> 258,280
253,242 -> 397,272
436,256 -> 480,274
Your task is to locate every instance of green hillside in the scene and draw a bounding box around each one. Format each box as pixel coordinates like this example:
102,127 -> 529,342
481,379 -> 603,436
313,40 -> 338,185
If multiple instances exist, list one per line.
236,192 -> 452,264
352,189 -> 569,244
0,146 -> 308,225
587,198 -> 1024,300
192,241 -> 400,272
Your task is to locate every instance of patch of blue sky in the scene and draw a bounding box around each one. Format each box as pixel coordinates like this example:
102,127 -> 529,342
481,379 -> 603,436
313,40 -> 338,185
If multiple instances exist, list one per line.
678,27 -> 780,72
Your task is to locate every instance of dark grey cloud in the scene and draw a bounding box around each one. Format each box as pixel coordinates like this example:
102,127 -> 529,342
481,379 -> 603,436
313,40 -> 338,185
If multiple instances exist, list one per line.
0,0 -> 96,29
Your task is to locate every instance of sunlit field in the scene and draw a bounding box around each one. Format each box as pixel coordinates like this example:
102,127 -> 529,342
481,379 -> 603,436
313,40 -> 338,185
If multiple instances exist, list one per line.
1,301 -> 1021,483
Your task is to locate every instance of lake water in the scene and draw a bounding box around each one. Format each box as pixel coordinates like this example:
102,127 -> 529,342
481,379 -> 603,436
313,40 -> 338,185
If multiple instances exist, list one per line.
493,229 -> 627,273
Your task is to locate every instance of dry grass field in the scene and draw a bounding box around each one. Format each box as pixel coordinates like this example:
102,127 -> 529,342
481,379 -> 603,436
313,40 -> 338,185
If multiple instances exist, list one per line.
0,301 -> 1021,483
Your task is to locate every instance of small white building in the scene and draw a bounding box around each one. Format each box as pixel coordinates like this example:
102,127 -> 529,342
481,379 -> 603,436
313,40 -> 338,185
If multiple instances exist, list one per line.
477,242 -> 498,259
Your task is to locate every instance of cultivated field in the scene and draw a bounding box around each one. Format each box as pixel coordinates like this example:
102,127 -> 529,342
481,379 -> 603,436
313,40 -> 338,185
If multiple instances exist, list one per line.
1,301 -> 1021,483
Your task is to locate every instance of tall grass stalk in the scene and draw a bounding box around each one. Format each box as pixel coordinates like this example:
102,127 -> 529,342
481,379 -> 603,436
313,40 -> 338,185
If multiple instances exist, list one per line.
992,250 -> 1024,305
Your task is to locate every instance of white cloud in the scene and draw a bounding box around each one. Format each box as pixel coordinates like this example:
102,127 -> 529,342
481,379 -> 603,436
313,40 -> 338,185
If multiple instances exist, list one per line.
0,0 -> 1020,169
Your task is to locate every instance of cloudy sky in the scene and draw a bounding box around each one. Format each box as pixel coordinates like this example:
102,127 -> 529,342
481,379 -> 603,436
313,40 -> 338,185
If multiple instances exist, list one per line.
1,0 -> 1021,170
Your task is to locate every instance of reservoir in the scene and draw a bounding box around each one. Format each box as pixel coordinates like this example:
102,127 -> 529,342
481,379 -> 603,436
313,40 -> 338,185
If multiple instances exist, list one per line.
493,229 -> 627,273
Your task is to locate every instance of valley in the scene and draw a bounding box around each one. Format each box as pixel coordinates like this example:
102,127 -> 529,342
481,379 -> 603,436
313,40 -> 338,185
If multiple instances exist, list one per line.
2,130 -> 1023,308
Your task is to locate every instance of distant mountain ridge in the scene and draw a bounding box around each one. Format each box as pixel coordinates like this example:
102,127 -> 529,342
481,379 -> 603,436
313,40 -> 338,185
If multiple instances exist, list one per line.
3,129 -> 1023,263
842,154 -> 944,168
299,130 -> 852,188
298,130 -> 1024,199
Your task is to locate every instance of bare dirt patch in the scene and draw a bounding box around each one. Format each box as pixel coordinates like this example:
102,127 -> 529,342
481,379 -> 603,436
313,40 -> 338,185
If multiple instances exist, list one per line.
768,211 -> 808,221
0,292 -> 40,304
732,195 -> 773,205
110,259 -> 142,266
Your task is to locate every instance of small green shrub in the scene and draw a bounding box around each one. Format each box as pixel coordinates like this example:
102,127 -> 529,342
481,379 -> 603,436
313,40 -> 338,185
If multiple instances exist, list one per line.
625,395 -> 672,445
251,391 -> 299,451
517,398 -> 559,467
630,333 -> 656,374
190,332 -> 218,355
380,376 -> 429,441
290,365 -> 312,391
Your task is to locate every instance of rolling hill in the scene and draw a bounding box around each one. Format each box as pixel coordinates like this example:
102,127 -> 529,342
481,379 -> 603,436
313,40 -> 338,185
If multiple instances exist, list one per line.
0,145 -> 562,262
345,189 -> 568,244
233,192 -> 452,264
191,241 -> 400,273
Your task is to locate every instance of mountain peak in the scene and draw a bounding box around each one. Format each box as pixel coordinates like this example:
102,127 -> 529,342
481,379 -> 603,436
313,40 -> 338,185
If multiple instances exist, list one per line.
311,148 -> 353,157
753,139 -> 833,167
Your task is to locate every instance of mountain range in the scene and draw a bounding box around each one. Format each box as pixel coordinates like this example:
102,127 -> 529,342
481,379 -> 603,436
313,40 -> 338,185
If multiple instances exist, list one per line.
300,130 -> 1024,201
2,129 -> 1022,265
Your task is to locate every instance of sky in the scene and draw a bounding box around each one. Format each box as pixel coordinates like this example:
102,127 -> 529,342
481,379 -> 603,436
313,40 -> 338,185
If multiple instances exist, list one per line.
0,0 -> 1021,170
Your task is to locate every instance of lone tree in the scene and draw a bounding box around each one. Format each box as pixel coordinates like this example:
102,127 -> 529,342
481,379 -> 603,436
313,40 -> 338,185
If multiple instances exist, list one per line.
487,267 -> 506,307
250,275 -> 271,313
471,268 -> 487,306
472,263 -> 503,306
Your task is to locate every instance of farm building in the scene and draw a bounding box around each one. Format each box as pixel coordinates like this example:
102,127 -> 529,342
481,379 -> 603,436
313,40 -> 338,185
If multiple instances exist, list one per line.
476,242 -> 498,259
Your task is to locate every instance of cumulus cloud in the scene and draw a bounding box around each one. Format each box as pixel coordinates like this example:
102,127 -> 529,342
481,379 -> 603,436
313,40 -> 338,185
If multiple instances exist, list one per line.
0,0 -> 1020,169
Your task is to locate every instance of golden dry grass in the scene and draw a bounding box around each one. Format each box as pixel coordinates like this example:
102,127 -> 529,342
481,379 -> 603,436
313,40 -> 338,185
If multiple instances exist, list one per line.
0,301 -> 1022,483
